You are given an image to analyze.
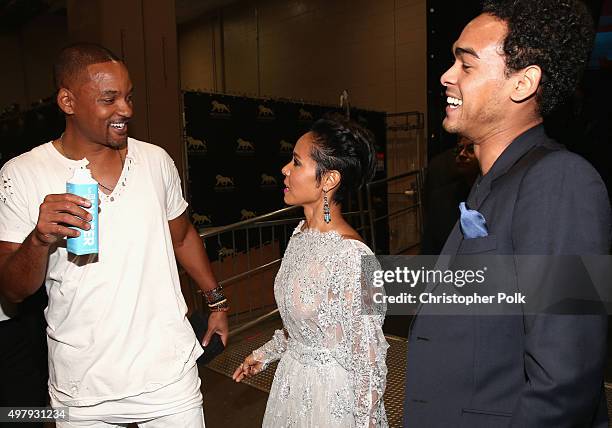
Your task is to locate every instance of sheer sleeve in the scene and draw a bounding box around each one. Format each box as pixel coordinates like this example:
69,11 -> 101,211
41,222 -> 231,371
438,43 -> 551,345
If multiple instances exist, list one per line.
252,328 -> 288,370
329,244 -> 389,427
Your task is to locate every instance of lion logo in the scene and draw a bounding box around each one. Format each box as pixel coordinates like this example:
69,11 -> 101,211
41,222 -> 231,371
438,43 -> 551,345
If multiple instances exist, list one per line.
261,174 -> 277,185
299,108 -> 313,120
279,140 -> 294,152
258,105 -> 274,117
186,136 -> 207,151
236,138 -> 255,151
215,175 -> 234,186
240,209 -> 257,220
218,247 -> 236,259
192,213 -> 212,227
211,100 -> 230,113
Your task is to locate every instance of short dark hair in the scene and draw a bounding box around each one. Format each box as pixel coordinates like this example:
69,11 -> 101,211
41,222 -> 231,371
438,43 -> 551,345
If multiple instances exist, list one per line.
53,43 -> 121,90
310,117 -> 377,205
482,0 -> 595,116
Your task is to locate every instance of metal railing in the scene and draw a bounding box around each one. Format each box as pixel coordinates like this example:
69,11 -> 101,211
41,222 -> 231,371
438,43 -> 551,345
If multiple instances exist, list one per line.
190,205 -> 372,331
386,111 -> 426,178
190,206 -> 300,328
189,170 -> 424,331
366,170 -> 424,254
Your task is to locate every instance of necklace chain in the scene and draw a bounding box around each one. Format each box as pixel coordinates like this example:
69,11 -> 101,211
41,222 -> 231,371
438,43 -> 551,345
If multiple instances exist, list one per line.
58,134 -> 125,193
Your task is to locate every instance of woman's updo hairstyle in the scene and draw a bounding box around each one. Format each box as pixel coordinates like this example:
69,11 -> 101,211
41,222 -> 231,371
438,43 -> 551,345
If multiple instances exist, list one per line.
309,115 -> 377,205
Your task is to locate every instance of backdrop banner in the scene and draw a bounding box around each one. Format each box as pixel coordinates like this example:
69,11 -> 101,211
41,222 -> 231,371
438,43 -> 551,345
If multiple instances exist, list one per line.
183,91 -> 388,257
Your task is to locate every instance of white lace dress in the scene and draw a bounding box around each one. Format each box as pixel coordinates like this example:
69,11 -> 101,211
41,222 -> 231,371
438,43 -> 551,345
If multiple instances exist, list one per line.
252,221 -> 389,427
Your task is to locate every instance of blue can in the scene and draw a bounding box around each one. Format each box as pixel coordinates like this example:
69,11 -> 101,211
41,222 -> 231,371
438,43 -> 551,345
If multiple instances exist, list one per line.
66,167 -> 99,255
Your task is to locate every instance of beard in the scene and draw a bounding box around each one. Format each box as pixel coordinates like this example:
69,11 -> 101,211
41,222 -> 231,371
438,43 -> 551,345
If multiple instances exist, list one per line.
443,98 -> 505,139
442,116 -> 460,134
105,128 -> 128,149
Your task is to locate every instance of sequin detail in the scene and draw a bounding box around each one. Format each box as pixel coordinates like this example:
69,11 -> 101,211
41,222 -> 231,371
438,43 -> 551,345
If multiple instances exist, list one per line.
253,221 -> 389,427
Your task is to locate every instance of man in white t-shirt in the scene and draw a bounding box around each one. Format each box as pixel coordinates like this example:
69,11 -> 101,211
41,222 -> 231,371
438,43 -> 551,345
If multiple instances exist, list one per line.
0,43 -> 228,427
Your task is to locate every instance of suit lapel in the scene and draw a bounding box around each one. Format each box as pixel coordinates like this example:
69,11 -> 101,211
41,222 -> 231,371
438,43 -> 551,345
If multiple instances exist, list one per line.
414,125 -> 548,315
468,177 -> 492,212
418,223 -> 462,301
469,125 -> 546,211
442,222 -> 463,256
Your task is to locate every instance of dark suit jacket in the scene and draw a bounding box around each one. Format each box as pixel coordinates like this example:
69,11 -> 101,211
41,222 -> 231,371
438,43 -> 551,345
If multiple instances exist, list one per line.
404,125 -> 612,427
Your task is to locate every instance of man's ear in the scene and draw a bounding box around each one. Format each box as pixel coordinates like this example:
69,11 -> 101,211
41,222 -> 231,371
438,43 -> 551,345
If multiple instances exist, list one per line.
57,88 -> 76,115
510,65 -> 542,103
323,170 -> 341,192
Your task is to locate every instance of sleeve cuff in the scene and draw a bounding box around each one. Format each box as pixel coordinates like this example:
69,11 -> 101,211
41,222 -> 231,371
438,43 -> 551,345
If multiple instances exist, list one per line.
167,200 -> 189,221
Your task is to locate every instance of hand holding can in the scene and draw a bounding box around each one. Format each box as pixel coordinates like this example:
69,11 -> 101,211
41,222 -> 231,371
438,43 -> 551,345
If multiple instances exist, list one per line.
66,167 -> 99,255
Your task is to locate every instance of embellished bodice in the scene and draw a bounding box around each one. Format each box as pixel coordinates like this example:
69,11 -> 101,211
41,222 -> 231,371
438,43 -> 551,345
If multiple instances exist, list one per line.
274,223 -> 380,349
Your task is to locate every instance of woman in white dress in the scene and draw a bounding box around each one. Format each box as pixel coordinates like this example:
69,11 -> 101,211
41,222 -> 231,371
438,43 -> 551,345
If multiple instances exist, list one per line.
232,118 -> 389,427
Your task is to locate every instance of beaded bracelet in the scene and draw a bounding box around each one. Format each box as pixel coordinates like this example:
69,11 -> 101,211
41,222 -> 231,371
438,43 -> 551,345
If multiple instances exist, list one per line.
204,285 -> 225,305
203,285 -> 229,312
208,299 -> 229,312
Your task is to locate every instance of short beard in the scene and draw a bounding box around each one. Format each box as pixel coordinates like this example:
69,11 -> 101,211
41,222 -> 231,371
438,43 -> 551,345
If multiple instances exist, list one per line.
442,118 -> 461,134
105,129 -> 127,149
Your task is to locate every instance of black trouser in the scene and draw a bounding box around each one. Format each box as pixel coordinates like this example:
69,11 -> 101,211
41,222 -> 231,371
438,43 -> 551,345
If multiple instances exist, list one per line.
0,314 -> 47,428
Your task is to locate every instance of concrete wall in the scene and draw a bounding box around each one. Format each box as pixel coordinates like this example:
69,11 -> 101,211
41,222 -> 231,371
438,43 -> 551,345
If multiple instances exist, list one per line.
178,0 -> 427,116
0,14 -> 68,111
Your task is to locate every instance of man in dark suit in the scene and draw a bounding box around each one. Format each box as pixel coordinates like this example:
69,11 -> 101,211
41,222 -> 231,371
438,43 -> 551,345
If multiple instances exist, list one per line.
404,0 -> 612,426
421,136 -> 478,255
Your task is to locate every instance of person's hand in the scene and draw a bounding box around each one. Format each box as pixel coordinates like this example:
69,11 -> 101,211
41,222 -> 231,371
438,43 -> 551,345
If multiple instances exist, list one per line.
33,194 -> 92,246
232,353 -> 264,382
202,311 -> 228,347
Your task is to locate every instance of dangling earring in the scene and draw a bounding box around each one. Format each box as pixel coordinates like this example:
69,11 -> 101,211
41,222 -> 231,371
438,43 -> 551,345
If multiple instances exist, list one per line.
323,190 -> 331,224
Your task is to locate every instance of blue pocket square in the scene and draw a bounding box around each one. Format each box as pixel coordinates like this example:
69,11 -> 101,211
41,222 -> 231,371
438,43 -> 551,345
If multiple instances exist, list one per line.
459,202 -> 489,239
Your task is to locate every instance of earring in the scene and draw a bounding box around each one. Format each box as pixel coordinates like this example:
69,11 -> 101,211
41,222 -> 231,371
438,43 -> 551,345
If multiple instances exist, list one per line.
323,190 -> 331,224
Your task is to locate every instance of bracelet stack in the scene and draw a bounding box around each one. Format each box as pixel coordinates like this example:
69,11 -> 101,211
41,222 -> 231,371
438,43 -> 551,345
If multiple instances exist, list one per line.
204,285 -> 229,312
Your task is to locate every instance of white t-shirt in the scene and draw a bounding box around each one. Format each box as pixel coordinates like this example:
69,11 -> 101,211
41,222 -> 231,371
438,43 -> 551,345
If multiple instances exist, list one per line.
0,138 -> 203,406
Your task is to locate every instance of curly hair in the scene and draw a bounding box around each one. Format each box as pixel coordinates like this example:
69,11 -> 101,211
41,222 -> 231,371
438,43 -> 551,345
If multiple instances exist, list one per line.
309,117 -> 377,205
482,0 -> 594,116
